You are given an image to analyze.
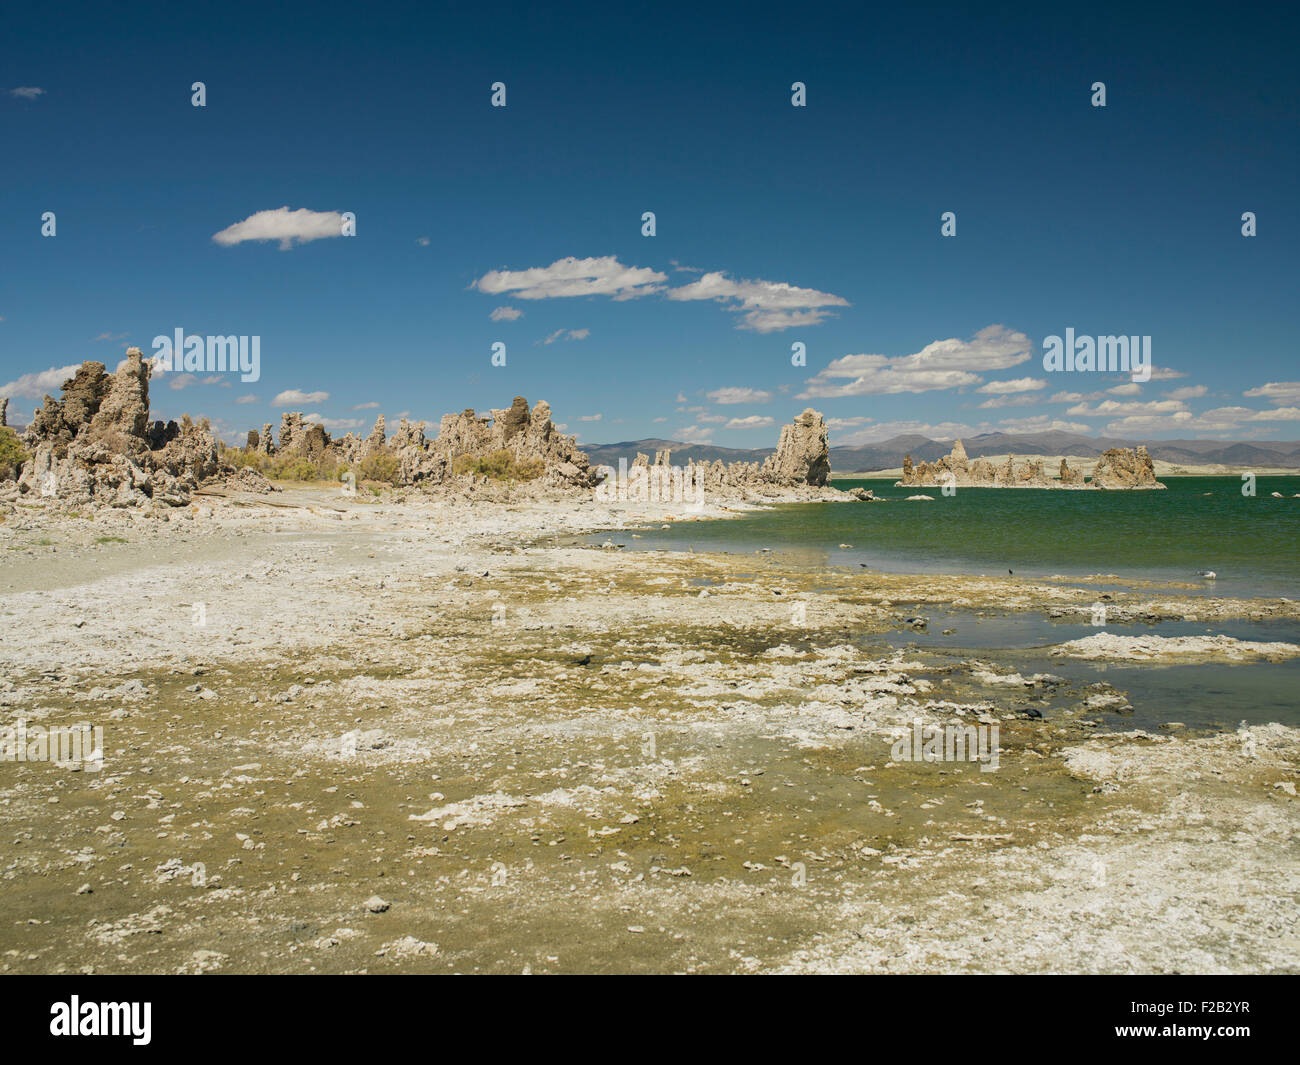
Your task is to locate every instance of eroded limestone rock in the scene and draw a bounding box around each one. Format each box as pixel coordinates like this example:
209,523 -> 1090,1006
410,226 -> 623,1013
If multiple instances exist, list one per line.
1090,446 -> 1164,489
15,350 -> 271,507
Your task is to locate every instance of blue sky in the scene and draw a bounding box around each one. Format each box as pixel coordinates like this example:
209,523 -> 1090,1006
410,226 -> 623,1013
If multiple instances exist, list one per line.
2,1 -> 1297,447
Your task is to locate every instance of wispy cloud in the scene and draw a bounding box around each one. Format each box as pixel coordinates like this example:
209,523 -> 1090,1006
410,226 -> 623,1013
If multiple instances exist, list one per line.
352,401 -> 380,410
834,420 -> 983,446
540,328 -> 589,344
975,377 -> 1045,395
576,413 -> 602,422
235,394 -> 259,404
302,413 -> 364,432
995,415 -> 1093,434
673,425 -> 715,445
9,87 -> 45,100
1103,406 -> 1300,436
273,388 -> 329,406
725,415 -> 775,430
1066,399 -> 1186,416
706,387 -> 772,405
490,306 -> 523,322
474,256 -> 666,301
0,364 -> 79,399
799,325 -> 1032,399
666,271 -> 849,332
1243,381 -> 1300,405
976,393 -> 1039,409
212,207 -> 347,250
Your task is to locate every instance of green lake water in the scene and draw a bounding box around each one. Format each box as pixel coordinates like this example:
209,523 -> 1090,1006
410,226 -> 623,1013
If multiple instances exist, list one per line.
591,476 -> 1300,729
611,476 -> 1300,599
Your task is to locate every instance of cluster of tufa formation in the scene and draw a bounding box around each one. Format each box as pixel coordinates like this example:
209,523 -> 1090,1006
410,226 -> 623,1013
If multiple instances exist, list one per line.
1090,445 -> 1163,489
4,350 -> 273,507
2,364 -> 838,505
625,408 -> 832,494
254,396 -> 601,489
898,439 -> 1164,490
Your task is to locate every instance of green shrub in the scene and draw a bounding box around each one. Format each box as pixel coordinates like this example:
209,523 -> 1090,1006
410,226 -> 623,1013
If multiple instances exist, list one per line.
0,427 -> 28,481
224,446 -> 340,483
453,449 -> 543,482
358,451 -> 401,486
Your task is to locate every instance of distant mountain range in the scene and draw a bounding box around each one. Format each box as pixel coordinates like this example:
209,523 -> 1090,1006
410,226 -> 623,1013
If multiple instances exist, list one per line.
581,432 -> 1300,472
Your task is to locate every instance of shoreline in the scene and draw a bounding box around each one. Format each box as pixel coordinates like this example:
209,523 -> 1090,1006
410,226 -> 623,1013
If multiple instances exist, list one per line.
1,486 -> 1296,973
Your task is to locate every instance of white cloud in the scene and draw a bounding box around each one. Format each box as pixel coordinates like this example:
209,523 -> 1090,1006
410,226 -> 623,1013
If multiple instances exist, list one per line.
977,394 -> 1039,409
1066,399 -> 1186,416
235,394 -> 259,405
675,392 -> 688,403
835,420 -> 984,446
826,416 -> 873,429
541,328 -> 590,345
474,256 -> 666,301
352,401 -> 380,410
1106,382 -> 1143,396
1243,381 -> 1300,406
1163,385 -> 1208,401
706,387 -> 772,405
1142,366 -> 1186,381
696,414 -> 728,424
995,415 -> 1092,434
490,306 -> 523,322
273,389 -> 329,406
652,416 -> 667,423
799,325 -> 1032,399
666,272 -> 848,332
674,425 -> 715,445
576,413 -> 602,422
302,413 -> 365,432
1101,405 -> 1300,436
976,377 -> 1045,395
168,373 -> 198,391
415,237 -> 431,246
725,415 -> 775,430
9,87 -> 45,99
93,331 -> 129,342
212,207 -> 347,250
0,364 -> 80,399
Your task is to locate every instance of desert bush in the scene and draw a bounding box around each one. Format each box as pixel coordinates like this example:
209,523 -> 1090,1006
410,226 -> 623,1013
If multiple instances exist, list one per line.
453,449 -> 543,482
0,427 -> 29,481
358,451 -> 401,486
225,446 -> 339,482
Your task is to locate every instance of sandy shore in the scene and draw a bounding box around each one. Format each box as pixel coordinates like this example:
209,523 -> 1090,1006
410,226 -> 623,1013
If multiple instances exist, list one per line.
1,486 -> 1296,973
